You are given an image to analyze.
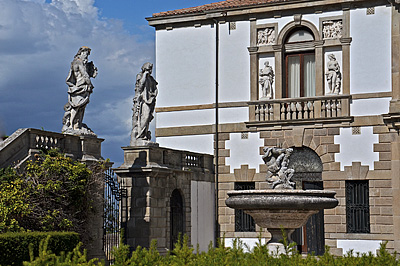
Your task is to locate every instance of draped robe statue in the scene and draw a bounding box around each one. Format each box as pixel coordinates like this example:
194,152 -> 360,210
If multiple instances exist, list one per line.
130,62 -> 158,146
62,46 -> 97,136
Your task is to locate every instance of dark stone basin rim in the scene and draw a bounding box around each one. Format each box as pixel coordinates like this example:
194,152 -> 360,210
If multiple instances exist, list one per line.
225,190 -> 339,210
225,198 -> 338,210
227,189 -> 337,197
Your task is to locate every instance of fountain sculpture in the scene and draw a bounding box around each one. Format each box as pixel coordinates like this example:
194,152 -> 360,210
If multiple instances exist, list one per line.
225,147 -> 338,254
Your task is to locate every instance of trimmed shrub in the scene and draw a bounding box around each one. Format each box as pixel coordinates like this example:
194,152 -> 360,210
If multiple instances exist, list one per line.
0,231 -> 79,266
23,236 -> 103,266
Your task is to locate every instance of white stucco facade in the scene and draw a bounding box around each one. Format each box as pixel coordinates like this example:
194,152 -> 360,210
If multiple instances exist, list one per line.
150,0 -> 399,256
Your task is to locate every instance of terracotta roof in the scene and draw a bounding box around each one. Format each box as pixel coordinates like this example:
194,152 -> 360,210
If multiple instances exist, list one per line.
152,0 -> 291,18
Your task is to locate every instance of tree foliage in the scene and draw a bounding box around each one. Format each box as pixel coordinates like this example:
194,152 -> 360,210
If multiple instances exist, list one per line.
0,149 -> 103,236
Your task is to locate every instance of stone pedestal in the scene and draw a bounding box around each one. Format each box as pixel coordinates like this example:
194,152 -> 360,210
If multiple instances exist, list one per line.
114,145 -> 214,253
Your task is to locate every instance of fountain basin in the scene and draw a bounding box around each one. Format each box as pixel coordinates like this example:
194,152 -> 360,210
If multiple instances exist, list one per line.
225,189 -> 338,249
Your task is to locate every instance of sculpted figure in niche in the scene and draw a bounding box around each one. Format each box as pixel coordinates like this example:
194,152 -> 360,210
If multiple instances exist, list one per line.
257,27 -> 275,45
259,61 -> 274,99
62,46 -> 97,136
130,62 -> 158,146
262,147 -> 295,189
325,54 -> 342,94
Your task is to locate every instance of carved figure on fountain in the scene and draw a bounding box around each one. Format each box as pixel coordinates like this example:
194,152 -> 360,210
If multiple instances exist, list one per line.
62,46 -> 97,136
262,147 -> 295,189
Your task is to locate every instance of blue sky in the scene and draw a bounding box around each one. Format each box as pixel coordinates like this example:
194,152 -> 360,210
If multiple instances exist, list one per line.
0,0 -> 213,166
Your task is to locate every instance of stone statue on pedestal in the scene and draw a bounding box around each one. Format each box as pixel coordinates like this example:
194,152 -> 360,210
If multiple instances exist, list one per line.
262,147 -> 295,189
325,54 -> 342,95
259,61 -> 274,99
130,62 -> 158,146
62,46 -> 97,136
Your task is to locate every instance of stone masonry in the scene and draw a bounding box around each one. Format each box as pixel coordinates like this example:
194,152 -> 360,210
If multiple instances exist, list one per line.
114,146 -> 214,254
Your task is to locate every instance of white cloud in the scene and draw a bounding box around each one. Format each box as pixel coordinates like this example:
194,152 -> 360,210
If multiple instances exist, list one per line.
0,0 -> 154,164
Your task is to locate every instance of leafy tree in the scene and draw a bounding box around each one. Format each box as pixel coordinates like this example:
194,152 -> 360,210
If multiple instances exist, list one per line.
0,149 -> 104,237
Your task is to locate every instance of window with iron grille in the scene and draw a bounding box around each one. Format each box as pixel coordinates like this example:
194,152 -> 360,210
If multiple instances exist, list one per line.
234,182 -> 256,232
346,180 -> 370,233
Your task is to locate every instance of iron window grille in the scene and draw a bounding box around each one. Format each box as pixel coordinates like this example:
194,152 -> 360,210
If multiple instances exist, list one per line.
346,180 -> 370,233
234,182 -> 256,232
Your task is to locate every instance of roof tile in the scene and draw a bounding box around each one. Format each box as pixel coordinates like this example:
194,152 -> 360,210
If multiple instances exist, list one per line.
152,0 -> 290,18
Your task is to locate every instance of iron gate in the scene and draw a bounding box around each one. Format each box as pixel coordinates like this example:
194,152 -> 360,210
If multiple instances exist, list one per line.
103,168 -> 127,260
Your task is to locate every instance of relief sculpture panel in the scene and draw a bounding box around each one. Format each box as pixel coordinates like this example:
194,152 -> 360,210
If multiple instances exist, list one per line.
322,20 -> 343,39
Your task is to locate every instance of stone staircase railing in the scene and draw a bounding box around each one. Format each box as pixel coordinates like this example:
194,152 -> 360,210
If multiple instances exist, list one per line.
0,128 -> 103,169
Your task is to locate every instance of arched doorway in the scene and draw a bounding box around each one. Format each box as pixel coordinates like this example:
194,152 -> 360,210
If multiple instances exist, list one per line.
289,147 -> 325,255
170,189 -> 184,249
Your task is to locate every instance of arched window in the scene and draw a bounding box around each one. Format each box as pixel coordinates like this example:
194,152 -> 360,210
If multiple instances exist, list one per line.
284,28 -> 316,98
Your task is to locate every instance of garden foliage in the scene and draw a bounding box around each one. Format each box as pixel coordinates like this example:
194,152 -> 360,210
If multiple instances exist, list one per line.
22,234 -> 400,266
0,149 -> 103,235
0,231 -> 79,266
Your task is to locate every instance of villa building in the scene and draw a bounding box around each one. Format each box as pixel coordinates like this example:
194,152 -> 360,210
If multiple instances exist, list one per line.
147,0 -> 400,256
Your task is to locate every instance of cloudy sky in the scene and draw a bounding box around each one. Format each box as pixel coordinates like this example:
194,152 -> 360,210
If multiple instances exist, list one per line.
0,0 -> 212,166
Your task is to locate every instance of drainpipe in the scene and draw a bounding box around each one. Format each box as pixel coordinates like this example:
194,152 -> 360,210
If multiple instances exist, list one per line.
213,18 -> 220,248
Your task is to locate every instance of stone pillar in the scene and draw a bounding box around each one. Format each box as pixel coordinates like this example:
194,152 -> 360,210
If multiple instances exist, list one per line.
114,146 -> 214,253
79,137 -> 106,260
391,6 -> 400,113
391,134 -> 400,252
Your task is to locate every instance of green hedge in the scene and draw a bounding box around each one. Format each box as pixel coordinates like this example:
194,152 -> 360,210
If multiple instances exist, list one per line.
0,231 -> 79,266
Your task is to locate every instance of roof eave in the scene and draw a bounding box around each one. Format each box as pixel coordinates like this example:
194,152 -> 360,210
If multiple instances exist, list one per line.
146,0 -> 391,27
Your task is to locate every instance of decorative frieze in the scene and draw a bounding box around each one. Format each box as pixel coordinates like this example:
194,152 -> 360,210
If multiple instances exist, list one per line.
322,20 -> 343,40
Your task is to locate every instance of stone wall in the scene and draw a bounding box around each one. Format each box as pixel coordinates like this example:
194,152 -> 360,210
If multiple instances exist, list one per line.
114,146 -> 214,253
215,125 -> 399,255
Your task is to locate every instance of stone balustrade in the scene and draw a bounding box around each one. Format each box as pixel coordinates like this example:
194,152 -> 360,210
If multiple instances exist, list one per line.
248,95 -> 351,124
0,128 -> 104,168
120,146 -> 213,172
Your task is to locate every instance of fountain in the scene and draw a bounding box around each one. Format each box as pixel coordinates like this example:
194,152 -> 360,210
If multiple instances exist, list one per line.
225,147 -> 338,254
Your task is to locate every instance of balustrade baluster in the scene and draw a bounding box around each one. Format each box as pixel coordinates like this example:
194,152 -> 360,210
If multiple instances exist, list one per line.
255,105 -> 260,121
321,100 -> 326,117
268,104 -> 274,121
296,101 -> 303,119
286,103 -> 291,120
304,102 -> 309,119
326,100 -> 332,117
290,102 -> 296,120
337,100 -> 342,117
332,100 -> 337,117
281,104 -> 286,120
309,101 -> 314,119
260,104 -> 265,121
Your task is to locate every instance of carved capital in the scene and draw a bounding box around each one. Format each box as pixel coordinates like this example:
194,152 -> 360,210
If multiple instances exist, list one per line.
340,37 -> 352,45
272,44 -> 283,52
247,46 -> 259,53
314,40 -> 324,47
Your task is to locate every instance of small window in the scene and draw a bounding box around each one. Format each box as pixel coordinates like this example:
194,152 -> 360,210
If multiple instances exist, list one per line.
234,182 -> 256,232
346,180 -> 370,233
